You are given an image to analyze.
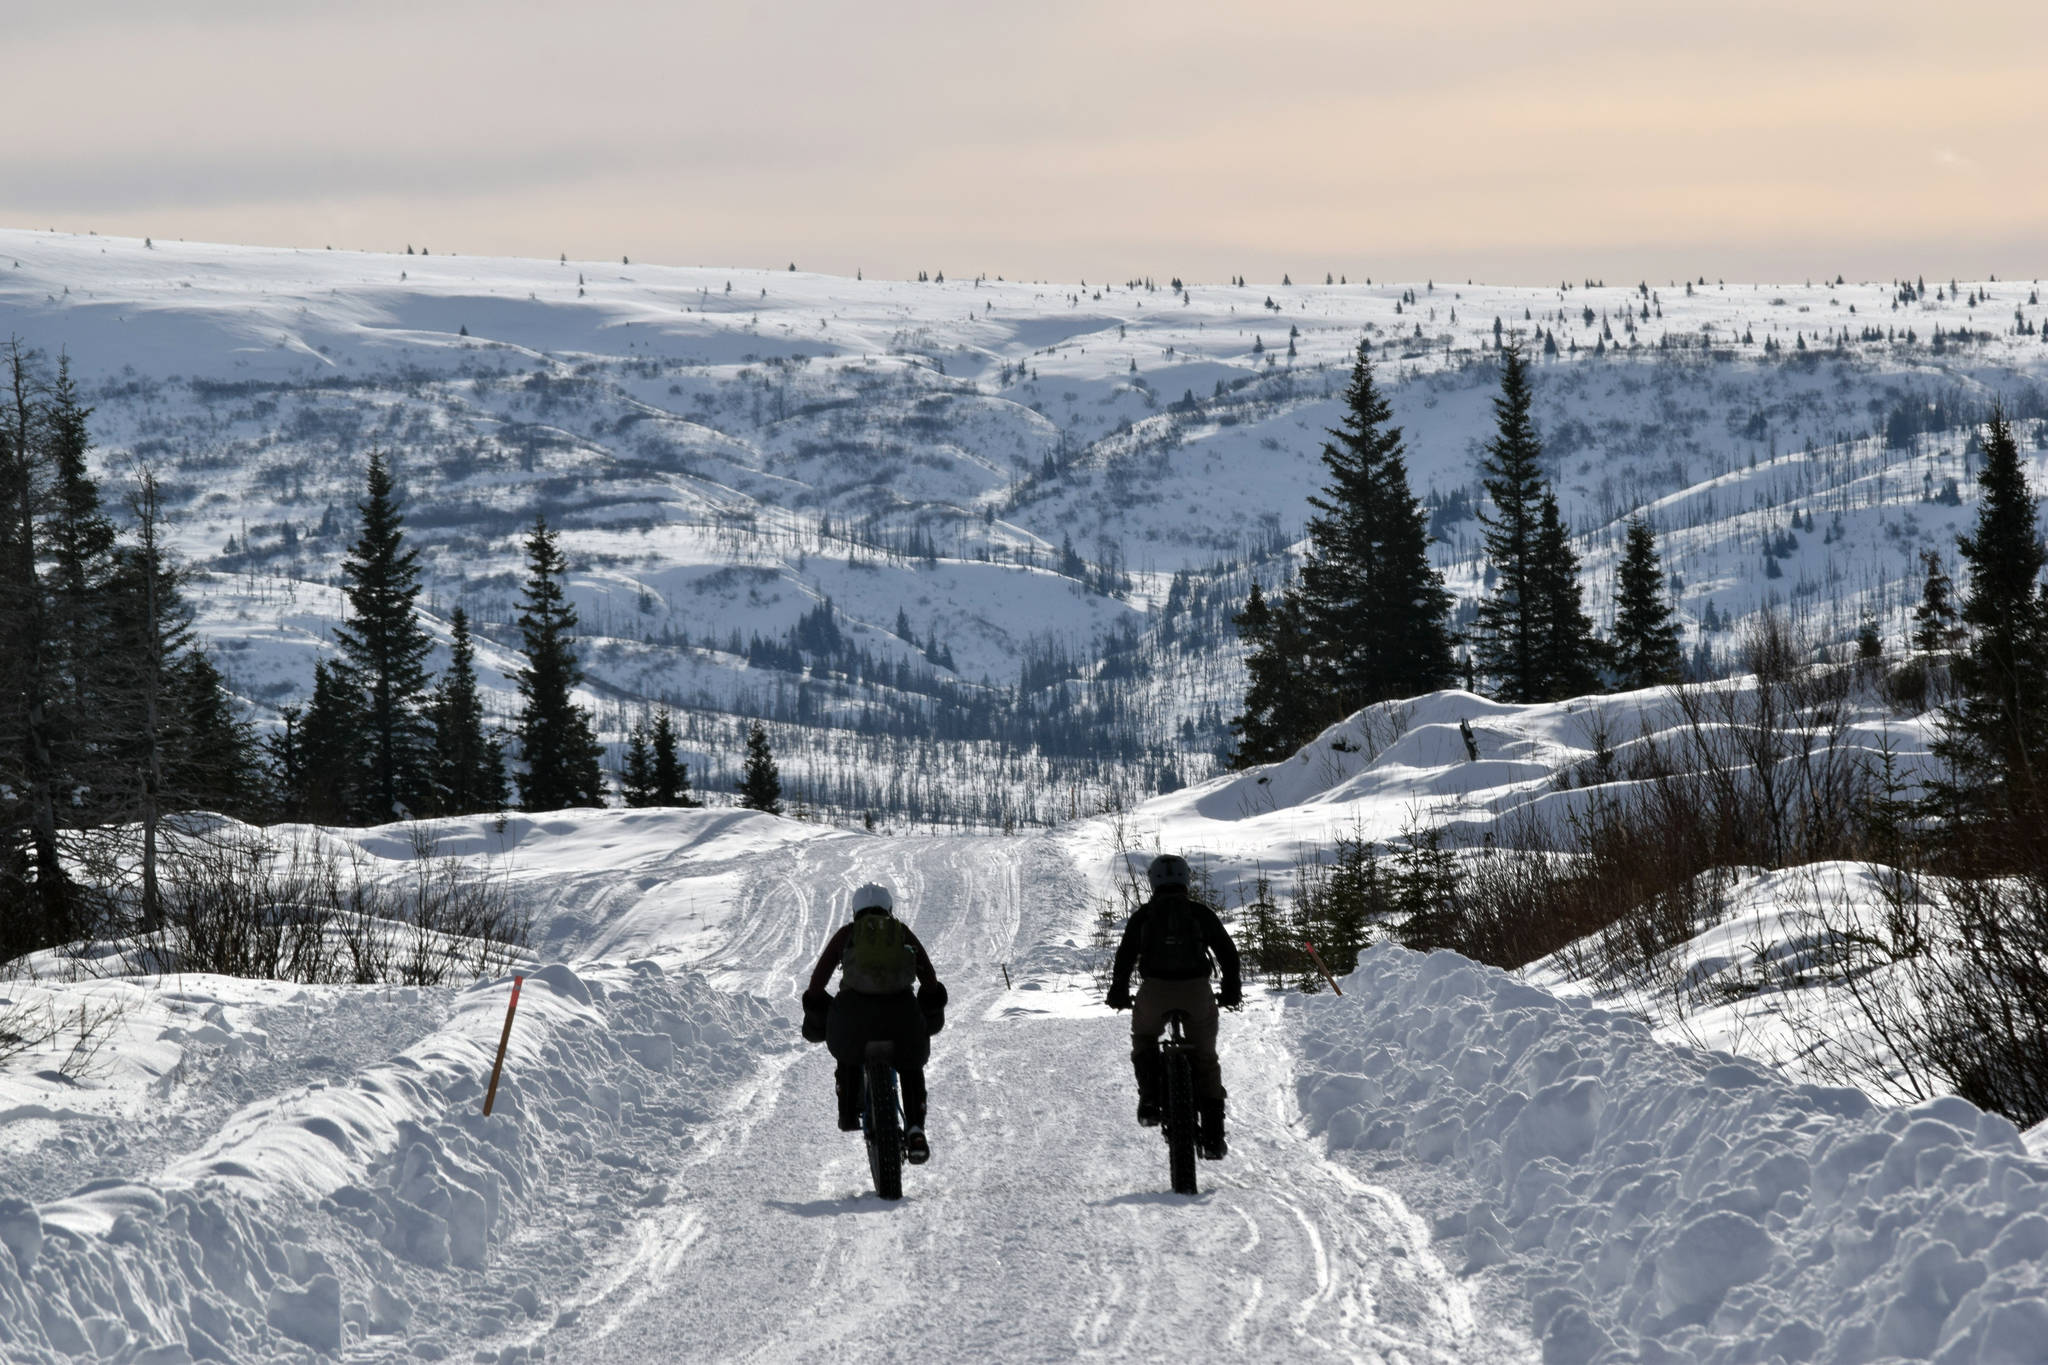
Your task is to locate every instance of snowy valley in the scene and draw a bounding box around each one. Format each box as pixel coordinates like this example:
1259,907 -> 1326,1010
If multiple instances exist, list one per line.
5,228 -> 2046,825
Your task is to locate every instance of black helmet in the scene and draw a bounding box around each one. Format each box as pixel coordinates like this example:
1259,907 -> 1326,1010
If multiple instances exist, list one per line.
1146,854 -> 1192,892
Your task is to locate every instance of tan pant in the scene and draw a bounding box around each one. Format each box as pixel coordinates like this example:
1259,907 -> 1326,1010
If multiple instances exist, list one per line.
1131,977 -> 1224,1100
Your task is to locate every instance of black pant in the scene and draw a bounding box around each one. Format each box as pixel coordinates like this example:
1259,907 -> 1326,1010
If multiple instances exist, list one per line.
827,990 -> 930,1126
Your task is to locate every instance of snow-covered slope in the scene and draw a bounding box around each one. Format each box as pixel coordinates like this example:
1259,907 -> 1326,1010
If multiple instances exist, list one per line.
5,229 -> 2046,820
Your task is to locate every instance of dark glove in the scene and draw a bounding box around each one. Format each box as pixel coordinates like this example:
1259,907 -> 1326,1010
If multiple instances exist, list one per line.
800,987 -> 831,1044
1106,981 -> 1132,1011
920,981 -> 948,1036
1217,979 -> 1243,1011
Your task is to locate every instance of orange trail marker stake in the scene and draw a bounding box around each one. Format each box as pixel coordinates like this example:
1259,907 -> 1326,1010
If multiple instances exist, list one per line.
1303,940 -> 1344,996
483,974 -> 524,1117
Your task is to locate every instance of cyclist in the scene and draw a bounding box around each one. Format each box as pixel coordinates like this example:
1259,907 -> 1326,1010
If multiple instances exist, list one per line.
1106,853 -> 1242,1160
801,882 -> 947,1164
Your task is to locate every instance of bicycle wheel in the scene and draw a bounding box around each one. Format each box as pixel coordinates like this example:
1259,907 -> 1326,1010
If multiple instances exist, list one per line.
863,1053 -> 904,1201
1162,1046 -> 1199,1196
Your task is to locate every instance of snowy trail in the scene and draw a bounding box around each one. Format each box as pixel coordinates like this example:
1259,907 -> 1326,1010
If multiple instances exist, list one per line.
547,834 -> 1524,1362
16,810 -> 2042,1363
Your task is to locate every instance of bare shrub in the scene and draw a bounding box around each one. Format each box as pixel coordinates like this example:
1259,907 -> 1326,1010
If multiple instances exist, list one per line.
1919,868 -> 2048,1124
1788,865 -> 1947,1106
1771,855 -> 2048,1128
0,987 -> 56,1068
1453,613 -> 1882,973
143,826 -> 525,986
0,958 -> 131,1080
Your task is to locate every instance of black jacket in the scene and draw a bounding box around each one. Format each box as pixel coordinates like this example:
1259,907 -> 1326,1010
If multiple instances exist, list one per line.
1109,891 -> 1241,994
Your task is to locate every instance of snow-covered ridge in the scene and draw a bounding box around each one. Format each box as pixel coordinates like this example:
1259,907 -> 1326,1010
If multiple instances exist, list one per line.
1106,683 -> 1936,885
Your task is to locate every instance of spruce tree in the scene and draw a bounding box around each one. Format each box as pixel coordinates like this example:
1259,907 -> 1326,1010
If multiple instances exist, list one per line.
620,720 -> 655,807
1473,346 -> 1550,700
1529,493 -> 1604,699
42,359 -> 117,803
1229,581 -> 1318,766
649,707 -> 695,806
1296,343 -> 1455,711
1912,550 -> 1962,656
335,452 -> 434,822
428,607 -> 506,815
1935,407 -> 2048,831
738,721 -> 783,814
164,650 -> 259,815
513,516 -> 605,811
291,660 -> 368,824
1609,516 -> 1682,689
0,341 -> 69,944
106,472 -> 180,920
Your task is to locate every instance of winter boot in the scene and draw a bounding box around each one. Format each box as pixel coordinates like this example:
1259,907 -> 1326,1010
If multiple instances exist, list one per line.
836,1076 -> 861,1132
1131,1042 -> 1163,1127
1197,1097 -> 1227,1160
903,1099 -> 930,1164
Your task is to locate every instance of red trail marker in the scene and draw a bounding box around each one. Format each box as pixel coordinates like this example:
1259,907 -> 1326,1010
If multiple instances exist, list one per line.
483,974 -> 524,1117
1303,940 -> 1344,996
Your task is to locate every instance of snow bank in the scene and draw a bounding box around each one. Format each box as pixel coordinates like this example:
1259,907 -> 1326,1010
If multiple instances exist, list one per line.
1294,946 -> 2048,1365
0,958 -> 786,1362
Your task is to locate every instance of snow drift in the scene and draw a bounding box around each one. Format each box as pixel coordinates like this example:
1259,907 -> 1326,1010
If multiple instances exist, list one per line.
0,958 -> 784,1362
1295,946 -> 2048,1365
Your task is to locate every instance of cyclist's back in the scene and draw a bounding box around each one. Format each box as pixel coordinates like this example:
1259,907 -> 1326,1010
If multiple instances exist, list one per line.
1107,854 -> 1241,1159
800,882 -> 947,1162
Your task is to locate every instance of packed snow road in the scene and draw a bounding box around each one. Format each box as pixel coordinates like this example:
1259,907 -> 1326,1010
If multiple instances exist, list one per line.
546,834 -> 1526,1363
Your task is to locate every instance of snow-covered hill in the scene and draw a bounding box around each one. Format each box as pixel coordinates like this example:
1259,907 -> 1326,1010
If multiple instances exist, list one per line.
5,228 -> 2046,820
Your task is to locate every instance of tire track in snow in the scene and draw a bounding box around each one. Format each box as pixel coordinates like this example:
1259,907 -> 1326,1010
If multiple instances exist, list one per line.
549,833 -> 1525,1362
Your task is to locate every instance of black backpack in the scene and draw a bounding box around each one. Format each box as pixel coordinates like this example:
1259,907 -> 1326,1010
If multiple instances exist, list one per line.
840,913 -> 917,994
1138,896 -> 1213,980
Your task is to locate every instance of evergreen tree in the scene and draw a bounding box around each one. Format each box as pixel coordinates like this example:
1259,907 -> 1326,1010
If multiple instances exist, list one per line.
1473,346 -> 1551,700
1295,343 -> 1455,712
428,607 -> 506,815
620,718 -> 654,807
0,350 -> 258,940
334,452 -> 434,821
0,341 -> 69,945
42,359 -> 117,802
105,487 -> 261,823
109,467 -> 261,908
1390,826 -> 1465,953
738,721 -> 783,814
513,517 -> 605,811
1935,407 -> 2048,831
1610,516 -> 1682,689
103,471 -> 181,920
1529,492 -> 1605,699
1229,582 -> 1319,766
290,660 -> 368,824
1912,550 -> 1963,656
163,650 -> 260,815
649,707 -> 695,806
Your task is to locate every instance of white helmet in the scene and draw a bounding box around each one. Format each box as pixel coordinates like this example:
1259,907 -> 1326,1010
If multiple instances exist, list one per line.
851,881 -> 894,914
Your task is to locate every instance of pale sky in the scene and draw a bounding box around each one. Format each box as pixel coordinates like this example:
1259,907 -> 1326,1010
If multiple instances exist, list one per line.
7,0 -> 2045,284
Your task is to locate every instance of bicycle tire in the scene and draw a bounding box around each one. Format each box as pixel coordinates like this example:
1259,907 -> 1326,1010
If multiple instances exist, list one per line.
864,1058 -> 904,1201
1162,1047 -> 1199,1195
